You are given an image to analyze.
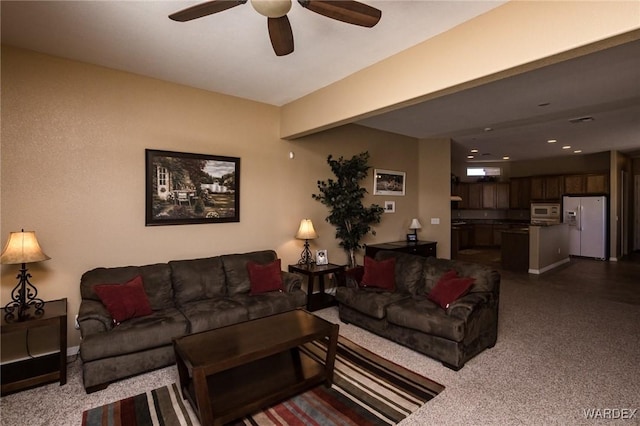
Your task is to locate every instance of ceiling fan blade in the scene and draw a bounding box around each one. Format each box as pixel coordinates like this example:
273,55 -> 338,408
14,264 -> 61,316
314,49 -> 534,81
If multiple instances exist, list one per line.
268,16 -> 294,56
298,0 -> 381,27
169,0 -> 247,22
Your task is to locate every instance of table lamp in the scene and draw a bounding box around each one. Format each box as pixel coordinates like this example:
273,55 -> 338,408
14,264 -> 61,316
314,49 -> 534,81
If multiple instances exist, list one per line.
409,218 -> 422,241
1,230 -> 51,321
295,219 -> 318,265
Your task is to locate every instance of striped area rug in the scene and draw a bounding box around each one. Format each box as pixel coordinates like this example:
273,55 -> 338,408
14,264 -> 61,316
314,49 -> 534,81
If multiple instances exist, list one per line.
82,336 -> 444,426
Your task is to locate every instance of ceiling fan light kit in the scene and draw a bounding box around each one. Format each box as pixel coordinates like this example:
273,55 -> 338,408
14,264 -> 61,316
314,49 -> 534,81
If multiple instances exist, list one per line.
251,0 -> 291,18
169,0 -> 382,56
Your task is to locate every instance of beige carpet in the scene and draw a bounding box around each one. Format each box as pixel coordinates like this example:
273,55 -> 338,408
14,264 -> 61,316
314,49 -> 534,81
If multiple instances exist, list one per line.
1,272 -> 639,425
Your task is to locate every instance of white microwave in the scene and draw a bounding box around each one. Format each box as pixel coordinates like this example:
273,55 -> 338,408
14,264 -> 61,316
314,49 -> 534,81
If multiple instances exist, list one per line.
530,203 -> 561,224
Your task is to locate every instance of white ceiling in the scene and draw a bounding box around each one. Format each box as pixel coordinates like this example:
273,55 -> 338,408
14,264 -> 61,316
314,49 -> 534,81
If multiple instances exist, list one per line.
2,0 -> 639,163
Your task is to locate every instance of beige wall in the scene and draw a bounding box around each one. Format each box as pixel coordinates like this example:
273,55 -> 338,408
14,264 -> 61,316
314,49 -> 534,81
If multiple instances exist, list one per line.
281,0 -> 640,138
0,47 -> 419,348
419,139 -> 452,258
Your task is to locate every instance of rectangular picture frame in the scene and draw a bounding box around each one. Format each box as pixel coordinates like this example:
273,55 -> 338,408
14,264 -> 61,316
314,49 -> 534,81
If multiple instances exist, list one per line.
145,149 -> 240,226
384,201 -> 396,213
316,249 -> 328,265
374,169 -> 406,196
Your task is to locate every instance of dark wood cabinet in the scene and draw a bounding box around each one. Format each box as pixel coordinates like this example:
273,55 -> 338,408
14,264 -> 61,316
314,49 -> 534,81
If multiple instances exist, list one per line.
452,183 -> 469,209
509,177 -> 531,209
586,173 -> 608,194
1,298 -> 67,396
563,173 -> 609,195
530,175 -> 562,201
496,183 -> 510,209
467,183 -> 482,209
365,240 -> 437,258
482,183 -> 496,209
473,224 -> 494,247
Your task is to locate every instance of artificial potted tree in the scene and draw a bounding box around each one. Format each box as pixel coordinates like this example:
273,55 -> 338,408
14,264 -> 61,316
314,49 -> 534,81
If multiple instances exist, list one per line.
313,152 -> 384,268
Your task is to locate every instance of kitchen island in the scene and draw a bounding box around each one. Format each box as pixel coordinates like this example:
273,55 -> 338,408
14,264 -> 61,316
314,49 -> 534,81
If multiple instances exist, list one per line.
528,223 -> 570,274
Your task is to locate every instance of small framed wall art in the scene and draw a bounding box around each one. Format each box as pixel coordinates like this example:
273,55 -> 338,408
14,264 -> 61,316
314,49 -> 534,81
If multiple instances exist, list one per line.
384,201 -> 396,213
145,149 -> 240,226
373,169 -> 406,196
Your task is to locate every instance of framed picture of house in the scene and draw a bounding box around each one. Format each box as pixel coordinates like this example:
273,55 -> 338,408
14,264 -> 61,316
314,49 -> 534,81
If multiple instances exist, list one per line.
145,149 -> 240,226
373,169 -> 406,196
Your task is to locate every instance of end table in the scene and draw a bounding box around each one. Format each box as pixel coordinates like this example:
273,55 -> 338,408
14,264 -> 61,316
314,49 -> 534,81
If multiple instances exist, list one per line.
288,263 -> 346,311
1,298 -> 67,395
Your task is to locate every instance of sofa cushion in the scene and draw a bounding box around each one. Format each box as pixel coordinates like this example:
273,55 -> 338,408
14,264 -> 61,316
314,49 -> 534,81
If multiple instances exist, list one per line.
386,297 -> 466,342
81,264 -> 174,311
336,287 -> 410,319
93,276 -> 153,324
424,257 -> 497,294
179,298 -> 249,333
247,259 -> 284,295
230,290 -> 306,320
169,256 -> 226,305
221,250 -> 278,296
80,308 -> 188,362
427,273 -> 475,310
360,256 -> 396,291
374,251 -> 426,295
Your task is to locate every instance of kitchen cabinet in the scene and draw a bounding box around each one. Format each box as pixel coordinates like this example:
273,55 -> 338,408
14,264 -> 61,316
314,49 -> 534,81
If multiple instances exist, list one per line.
467,183 -> 483,209
563,173 -> 609,195
586,174 -> 608,194
474,224 -> 494,246
501,230 -> 530,272
451,183 -> 469,208
492,224 -> 509,246
496,183 -> 510,209
530,175 -> 563,201
509,177 -> 531,209
482,183 -> 496,209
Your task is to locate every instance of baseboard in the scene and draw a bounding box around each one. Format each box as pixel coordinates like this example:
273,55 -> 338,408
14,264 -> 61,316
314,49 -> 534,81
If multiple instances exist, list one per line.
528,257 -> 570,275
67,345 -> 80,358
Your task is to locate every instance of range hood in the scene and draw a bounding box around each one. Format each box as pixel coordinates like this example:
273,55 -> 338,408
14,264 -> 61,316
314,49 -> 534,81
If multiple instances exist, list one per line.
450,195 -> 463,201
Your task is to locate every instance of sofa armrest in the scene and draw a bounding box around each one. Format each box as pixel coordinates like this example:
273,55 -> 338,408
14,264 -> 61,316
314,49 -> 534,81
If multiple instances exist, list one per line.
446,291 -> 495,320
77,300 -> 113,337
282,271 -> 303,293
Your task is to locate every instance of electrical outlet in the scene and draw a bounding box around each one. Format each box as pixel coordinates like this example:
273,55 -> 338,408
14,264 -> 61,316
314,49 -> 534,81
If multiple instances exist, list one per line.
74,314 -> 80,330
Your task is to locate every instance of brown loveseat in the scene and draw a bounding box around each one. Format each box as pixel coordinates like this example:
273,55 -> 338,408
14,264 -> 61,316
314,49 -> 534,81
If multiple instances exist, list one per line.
336,250 -> 500,370
77,250 -> 306,393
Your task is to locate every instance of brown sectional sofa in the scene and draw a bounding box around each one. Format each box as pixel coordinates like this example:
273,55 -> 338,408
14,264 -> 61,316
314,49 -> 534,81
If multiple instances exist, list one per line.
77,250 -> 306,393
336,250 -> 500,370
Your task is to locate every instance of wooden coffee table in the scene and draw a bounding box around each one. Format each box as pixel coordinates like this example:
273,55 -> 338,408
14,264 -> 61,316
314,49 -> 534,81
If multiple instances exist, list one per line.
173,309 -> 339,426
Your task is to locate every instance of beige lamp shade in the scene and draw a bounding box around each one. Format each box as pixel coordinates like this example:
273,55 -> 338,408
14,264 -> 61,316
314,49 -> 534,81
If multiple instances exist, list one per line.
409,218 -> 422,230
0,231 -> 51,265
295,219 -> 318,240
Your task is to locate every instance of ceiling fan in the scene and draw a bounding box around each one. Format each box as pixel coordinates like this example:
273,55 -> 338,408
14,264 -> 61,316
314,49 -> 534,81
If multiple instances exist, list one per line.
169,0 -> 382,56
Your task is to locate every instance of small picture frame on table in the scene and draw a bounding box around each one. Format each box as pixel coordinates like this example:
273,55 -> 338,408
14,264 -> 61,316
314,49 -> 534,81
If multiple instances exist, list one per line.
406,234 -> 417,242
316,250 -> 328,265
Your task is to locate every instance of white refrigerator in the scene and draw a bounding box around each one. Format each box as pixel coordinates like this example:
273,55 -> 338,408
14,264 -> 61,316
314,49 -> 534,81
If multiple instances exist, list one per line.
562,195 -> 607,259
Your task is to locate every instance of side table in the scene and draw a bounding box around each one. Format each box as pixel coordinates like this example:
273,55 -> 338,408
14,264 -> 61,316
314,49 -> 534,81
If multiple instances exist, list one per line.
1,298 -> 67,395
288,263 -> 346,311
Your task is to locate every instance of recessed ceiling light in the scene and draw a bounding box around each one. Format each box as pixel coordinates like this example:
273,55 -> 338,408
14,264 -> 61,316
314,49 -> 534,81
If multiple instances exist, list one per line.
538,102 -> 550,107
502,156 -> 510,160
569,116 -> 594,124
470,149 -> 479,153
483,127 -> 493,132
562,145 -> 571,150
467,155 -> 474,159
547,139 -> 557,143
574,150 -> 582,153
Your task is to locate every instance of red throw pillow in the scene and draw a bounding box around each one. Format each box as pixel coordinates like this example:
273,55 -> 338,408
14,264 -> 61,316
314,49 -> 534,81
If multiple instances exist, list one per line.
360,256 -> 396,291
428,275 -> 476,310
93,275 -> 153,324
248,259 -> 284,295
